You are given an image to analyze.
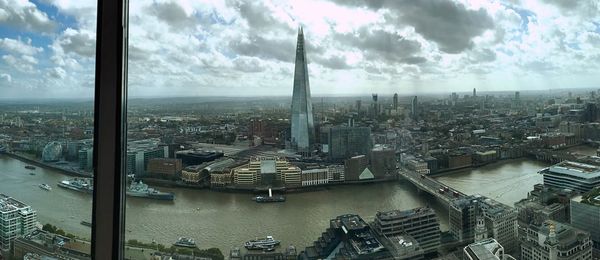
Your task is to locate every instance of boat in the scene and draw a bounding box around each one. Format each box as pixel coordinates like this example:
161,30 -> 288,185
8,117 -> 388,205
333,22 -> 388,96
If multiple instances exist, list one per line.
244,236 -> 281,250
38,184 -> 52,191
126,180 -> 175,201
57,178 -> 93,194
80,221 -> 92,227
252,188 -> 285,203
25,165 -> 36,170
29,172 -> 35,175
253,195 -> 286,203
173,237 -> 196,248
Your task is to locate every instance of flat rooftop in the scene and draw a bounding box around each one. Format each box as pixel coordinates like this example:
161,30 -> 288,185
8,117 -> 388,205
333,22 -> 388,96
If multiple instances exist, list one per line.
464,239 -> 503,260
0,193 -> 32,213
376,207 -> 435,221
546,161 -> 600,179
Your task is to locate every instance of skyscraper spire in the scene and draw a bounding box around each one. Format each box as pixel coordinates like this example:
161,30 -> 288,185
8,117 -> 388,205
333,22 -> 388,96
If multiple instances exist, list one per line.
290,26 -> 315,156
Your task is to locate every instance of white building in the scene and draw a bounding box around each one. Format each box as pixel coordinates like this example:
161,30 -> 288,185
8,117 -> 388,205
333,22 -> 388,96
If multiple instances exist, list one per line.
0,194 -> 37,252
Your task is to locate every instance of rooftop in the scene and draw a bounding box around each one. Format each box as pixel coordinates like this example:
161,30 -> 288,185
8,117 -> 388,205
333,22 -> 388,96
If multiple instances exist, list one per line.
546,160 -> 600,179
464,238 -> 503,260
0,193 -> 32,214
376,207 -> 436,221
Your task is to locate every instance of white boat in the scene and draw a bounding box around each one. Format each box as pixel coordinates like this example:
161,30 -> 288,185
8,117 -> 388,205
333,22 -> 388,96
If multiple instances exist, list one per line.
38,184 -> 52,191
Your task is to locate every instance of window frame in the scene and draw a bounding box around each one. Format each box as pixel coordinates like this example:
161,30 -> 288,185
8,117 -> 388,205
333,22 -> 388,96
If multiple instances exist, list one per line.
91,0 -> 129,259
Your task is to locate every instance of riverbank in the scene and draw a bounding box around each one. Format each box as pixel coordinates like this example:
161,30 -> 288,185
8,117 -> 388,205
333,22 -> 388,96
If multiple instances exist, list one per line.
5,152 -> 91,177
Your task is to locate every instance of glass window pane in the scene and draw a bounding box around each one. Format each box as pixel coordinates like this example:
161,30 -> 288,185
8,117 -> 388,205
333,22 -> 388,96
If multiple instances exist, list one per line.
124,1 -> 600,260
0,0 -> 96,258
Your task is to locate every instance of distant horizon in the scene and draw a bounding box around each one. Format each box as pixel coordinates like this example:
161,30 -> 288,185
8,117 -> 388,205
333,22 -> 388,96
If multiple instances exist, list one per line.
0,86 -> 598,104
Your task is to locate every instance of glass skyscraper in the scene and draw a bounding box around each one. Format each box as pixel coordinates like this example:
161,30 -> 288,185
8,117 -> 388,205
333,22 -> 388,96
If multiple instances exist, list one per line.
291,27 -> 315,155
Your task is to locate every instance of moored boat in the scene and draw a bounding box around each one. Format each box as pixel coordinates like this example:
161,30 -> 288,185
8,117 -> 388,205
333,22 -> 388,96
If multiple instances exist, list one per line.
25,165 -> 36,170
57,178 -> 93,194
244,236 -> 280,250
173,237 -> 196,248
126,180 -> 175,201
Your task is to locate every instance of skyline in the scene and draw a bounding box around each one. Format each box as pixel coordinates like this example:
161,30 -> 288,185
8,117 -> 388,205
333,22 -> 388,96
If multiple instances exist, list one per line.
0,0 -> 599,98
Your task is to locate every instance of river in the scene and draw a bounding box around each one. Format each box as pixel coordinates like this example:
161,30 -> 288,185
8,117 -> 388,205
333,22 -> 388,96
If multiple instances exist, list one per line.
0,153 -> 558,253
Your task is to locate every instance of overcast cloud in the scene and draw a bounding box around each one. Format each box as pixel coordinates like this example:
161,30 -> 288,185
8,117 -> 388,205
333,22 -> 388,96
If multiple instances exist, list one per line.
0,0 -> 599,98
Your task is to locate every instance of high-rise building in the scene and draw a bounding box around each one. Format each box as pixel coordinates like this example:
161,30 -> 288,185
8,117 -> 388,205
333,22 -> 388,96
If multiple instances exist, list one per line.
473,88 -> 477,97
327,127 -> 372,161
126,138 -> 168,177
373,207 -> 441,255
515,91 -> 520,102
411,96 -> 418,120
570,187 -> 600,258
449,195 -> 518,254
290,27 -> 315,155
0,194 -> 37,252
371,93 -> 379,118
519,220 -> 592,260
393,93 -> 398,110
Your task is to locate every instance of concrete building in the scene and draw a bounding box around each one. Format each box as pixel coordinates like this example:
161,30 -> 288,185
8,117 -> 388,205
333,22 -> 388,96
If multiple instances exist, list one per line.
570,187 -> 600,258
232,157 -> 301,187
147,158 -> 182,178
369,148 -> 396,178
327,127 -> 372,161
0,194 -> 37,252
300,214 -> 388,259
373,207 -> 441,255
463,238 -> 516,260
326,164 -> 345,183
12,229 -> 90,259
449,195 -> 518,254
77,147 -> 93,171
344,155 -> 374,181
519,221 -> 593,260
126,139 -> 168,177
540,160 -> 600,193
301,169 -> 328,187
290,27 -> 316,155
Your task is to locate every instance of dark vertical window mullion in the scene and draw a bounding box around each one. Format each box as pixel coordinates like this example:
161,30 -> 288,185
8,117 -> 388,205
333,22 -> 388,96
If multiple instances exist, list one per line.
92,0 -> 128,259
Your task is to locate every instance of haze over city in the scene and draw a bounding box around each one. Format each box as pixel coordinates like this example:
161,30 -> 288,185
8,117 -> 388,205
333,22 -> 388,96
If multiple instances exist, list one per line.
0,0 -> 599,98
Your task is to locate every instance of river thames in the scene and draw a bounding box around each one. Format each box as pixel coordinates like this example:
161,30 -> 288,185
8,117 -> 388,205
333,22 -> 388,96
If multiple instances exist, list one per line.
0,154 -> 556,252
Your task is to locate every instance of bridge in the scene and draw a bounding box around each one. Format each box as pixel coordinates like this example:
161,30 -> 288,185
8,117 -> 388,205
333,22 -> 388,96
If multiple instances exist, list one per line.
398,168 -> 467,208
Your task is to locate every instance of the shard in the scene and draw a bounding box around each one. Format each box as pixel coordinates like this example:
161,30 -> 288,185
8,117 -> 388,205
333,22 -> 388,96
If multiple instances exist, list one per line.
291,27 -> 315,155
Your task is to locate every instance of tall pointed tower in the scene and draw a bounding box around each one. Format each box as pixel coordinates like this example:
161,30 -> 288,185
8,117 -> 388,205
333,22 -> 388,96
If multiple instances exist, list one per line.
290,27 -> 315,155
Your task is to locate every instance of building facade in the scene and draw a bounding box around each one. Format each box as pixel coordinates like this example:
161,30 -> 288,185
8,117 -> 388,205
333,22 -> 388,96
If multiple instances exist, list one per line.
0,194 -> 37,252
570,187 -> 600,258
519,221 -> 592,260
290,27 -> 315,155
373,207 -> 441,255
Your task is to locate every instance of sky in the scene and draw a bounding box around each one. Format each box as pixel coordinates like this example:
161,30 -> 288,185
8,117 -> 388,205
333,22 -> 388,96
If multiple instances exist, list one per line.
0,0 -> 599,98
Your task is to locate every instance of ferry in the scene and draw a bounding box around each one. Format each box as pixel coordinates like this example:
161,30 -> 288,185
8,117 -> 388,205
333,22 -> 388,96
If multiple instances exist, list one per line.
126,180 -> 175,201
25,165 -> 36,170
173,237 -> 196,248
38,184 -> 52,191
252,188 -> 285,203
57,178 -> 93,194
244,236 -> 281,250
80,221 -> 92,227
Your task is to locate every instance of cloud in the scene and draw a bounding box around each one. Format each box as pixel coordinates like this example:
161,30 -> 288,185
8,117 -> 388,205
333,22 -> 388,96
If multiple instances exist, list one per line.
229,34 -> 294,62
0,73 -> 11,83
332,0 -> 495,53
0,0 -> 56,33
334,28 -> 423,63
146,1 -> 197,30
0,37 -> 42,55
56,28 -> 96,57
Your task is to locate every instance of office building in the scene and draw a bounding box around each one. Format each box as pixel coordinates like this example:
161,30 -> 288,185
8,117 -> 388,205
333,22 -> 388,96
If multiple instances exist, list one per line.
473,88 -> 477,97
327,127 -> 372,161
570,187 -> 600,258
41,141 -> 62,162
393,93 -> 398,110
373,207 -> 441,254
300,214 -> 388,259
232,157 -> 301,187
147,158 -> 182,178
78,147 -> 93,171
540,160 -> 600,193
12,229 -> 91,259
449,195 -> 518,254
344,155 -> 373,181
290,27 -> 316,155
301,168 -> 328,186
0,194 -> 37,252
126,139 -> 168,177
463,238 -> 516,260
519,221 -> 592,260
370,148 -> 396,178
175,150 -> 224,166
411,96 -> 418,120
